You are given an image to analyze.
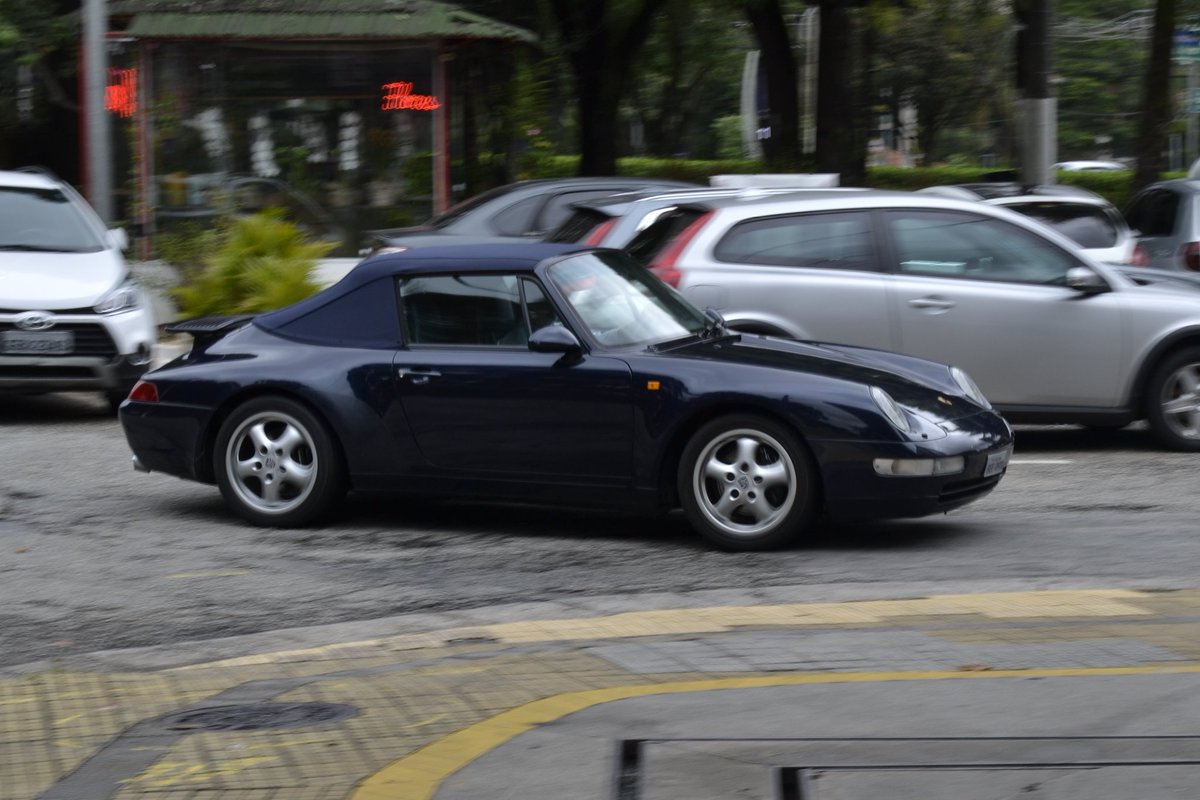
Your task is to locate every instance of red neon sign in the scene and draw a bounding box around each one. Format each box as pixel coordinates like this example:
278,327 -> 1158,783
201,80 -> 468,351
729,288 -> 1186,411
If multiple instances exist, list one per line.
106,68 -> 138,117
381,81 -> 441,111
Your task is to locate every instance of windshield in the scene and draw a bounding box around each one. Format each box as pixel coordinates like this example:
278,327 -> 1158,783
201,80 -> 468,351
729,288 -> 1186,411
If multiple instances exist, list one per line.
0,186 -> 106,252
546,251 -> 709,347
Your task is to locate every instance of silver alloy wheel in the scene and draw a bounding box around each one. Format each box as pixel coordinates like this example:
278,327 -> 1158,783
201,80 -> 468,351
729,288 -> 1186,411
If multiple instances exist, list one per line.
1159,359 -> 1200,441
692,427 -> 796,537
224,410 -> 319,515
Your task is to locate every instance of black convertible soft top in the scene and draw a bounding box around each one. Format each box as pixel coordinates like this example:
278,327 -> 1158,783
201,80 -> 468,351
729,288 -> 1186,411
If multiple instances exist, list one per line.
253,242 -> 593,348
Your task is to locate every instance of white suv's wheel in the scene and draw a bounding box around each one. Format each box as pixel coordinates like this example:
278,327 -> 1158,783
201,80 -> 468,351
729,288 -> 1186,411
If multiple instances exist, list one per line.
678,414 -> 817,550
214,396 -> 345,526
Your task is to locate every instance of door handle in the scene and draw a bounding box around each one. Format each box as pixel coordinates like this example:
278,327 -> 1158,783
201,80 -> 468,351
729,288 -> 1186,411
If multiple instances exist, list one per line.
397,367 -> 441,385
907,297 -> 956,312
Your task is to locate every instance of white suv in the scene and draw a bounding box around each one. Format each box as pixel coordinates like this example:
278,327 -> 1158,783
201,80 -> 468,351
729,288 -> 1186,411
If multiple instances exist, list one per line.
0,168 -> 157,410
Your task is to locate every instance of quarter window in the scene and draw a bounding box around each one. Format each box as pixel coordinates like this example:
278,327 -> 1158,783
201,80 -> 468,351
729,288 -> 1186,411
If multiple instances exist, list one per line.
887,210 -> 1079,285
400,274 -> 558,347
713,211 -> 875,270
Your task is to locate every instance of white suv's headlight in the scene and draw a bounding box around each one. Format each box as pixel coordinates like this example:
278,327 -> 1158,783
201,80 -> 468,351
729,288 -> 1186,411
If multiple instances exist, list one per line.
94,280 -> 141,315
870,386 -> 911,433
950,366 -> 991,409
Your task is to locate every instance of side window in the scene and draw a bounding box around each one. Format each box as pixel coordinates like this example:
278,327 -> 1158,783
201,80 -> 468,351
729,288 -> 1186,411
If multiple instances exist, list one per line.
713,211 -> 876,270
521,278 -> 566,333
887,210 -> 1080,285
490,196 -> 543,236
400,274 -> 526,346
1127,191 -> 1179,237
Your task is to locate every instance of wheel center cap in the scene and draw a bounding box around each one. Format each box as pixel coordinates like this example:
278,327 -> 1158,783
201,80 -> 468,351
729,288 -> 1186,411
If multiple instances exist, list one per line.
737,475 -> 749,489
265,457 -> 277,469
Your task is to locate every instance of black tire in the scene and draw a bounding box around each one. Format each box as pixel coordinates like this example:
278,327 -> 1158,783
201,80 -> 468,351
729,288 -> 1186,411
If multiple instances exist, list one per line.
677,413 -> 818,551
214,396 -> 345,526
1145,346 -> 1200,452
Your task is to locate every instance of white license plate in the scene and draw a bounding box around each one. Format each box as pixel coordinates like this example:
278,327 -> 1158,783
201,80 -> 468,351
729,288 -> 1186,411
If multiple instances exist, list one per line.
983,447 -> 1012,477
1,330 -> 74,355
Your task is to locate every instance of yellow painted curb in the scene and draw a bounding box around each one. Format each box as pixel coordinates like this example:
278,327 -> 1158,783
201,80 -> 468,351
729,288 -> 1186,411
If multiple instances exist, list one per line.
350,663 -> 1200,800
177,589 -> 1156,671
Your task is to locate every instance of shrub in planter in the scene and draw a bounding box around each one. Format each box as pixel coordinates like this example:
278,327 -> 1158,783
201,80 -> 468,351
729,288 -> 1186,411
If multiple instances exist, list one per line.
172,211 -> 336,317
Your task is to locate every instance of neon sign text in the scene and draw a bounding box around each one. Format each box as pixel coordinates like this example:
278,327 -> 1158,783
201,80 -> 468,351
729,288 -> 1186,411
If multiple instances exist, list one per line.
106,68 -> 138,117
381,82 -> 441,111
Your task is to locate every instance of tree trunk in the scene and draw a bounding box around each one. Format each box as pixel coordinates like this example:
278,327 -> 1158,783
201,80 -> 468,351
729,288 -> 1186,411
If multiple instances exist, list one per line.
1133,0 -> 1177,191
815,0 -> 866,184
744,0 -> 802,169
549,0 -> 667,176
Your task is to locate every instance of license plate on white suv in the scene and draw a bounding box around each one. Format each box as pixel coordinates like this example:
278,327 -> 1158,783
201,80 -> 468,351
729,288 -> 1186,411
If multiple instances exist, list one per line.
984,446 -> 1012,477
1,330 -> 74,355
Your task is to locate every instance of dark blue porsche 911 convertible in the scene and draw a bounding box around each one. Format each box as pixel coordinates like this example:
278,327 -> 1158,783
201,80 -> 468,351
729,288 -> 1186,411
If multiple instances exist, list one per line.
120,243 -> 1013,551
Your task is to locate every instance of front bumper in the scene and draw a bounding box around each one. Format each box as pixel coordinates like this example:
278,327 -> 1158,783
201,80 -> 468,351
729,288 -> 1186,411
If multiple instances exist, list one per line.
0,352 -> 150,393
814,411 -> 1014,522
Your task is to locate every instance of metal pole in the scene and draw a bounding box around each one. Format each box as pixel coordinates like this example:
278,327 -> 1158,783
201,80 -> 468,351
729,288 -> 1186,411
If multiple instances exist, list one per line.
83,0 -> 113,223
1017,0 -> 1056,185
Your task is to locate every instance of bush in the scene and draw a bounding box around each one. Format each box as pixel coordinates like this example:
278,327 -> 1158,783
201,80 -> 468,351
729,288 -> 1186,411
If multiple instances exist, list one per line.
172,211 -> 336,318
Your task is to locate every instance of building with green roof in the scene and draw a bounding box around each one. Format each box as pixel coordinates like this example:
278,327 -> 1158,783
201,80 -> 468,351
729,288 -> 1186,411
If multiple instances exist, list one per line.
102,1 -> 535,253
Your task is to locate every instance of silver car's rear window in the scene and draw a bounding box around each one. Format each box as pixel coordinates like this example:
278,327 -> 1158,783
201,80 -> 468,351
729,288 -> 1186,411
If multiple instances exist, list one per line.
1005,202 -> 1119,249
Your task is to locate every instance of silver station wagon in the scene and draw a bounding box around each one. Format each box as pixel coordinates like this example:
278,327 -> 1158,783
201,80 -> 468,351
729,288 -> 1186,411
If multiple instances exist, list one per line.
624,190 -> 1200,450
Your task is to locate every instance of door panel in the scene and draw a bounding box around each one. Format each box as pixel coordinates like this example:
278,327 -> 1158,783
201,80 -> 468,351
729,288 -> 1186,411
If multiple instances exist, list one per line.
393,349 -> 635,480
883,210 -> 1125,407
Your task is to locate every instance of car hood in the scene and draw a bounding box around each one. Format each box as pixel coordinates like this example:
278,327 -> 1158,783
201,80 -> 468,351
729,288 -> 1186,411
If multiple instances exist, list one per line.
661,334 -> 983,420
0,248 -> 124,309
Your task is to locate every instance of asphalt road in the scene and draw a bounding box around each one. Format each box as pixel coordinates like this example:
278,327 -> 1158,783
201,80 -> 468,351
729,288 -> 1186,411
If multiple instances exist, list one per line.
2,391 -> 1198,668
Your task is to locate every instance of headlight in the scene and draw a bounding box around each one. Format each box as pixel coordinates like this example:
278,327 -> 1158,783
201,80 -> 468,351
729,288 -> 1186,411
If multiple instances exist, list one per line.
870,386 -> 911,433
94,280 -> 141,315
950,366 -> 991,409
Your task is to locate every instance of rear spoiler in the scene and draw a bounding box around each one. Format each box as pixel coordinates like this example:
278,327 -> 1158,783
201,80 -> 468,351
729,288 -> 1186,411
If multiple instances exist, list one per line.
165,315 -> 256,350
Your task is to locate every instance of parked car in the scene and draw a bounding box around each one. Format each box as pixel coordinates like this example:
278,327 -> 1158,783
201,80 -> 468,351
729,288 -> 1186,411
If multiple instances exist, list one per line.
1125,179 -> 1200,273
119,243 -> 1011,551
917,183 -> 1136,265
0,168 -> 157,411
545,186 -> 854,247
363,177 -> 699,254
621,189 -> 1200,450
1052,160 -> 1127,172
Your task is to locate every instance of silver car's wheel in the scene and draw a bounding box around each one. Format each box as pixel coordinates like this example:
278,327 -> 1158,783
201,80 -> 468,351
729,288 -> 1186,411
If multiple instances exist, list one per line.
1147,348 -> 1200,451
215,397 -> 344,526
679,415 -> 817,550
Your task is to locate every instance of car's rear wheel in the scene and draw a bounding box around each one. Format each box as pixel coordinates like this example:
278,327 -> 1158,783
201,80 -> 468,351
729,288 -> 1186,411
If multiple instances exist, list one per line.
1146,347 -> 1200,451
678,414 -> 817,550
214,396 -> 345,526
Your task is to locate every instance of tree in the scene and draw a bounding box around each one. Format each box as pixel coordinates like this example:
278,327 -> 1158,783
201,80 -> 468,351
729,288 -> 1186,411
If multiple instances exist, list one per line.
742,0 -> 804,169
1133,0 -> 1177,189
543,0 -> 670,175
872,0 -> 1011,166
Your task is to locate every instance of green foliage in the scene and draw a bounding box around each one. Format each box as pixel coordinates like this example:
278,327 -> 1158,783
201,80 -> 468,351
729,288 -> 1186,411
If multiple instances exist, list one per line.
154,220 -> 229,283
171,211 -> 335,318
712,116 -> 746,160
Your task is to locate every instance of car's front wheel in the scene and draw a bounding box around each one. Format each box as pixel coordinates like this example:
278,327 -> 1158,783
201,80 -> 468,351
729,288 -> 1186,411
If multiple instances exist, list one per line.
214,396 -> 345,526
678,414 -> 818,550
1146,346 -> 1200,451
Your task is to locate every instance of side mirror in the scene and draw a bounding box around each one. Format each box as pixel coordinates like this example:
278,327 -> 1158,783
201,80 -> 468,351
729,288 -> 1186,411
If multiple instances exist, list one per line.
704,307 -> 726,327
1065,266 -> 1109,294
107,228 -> 129,251
528,324 -> 583,355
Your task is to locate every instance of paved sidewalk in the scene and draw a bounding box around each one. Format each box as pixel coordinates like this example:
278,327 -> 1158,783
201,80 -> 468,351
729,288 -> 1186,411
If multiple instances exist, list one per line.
5,587 -> 1200,799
